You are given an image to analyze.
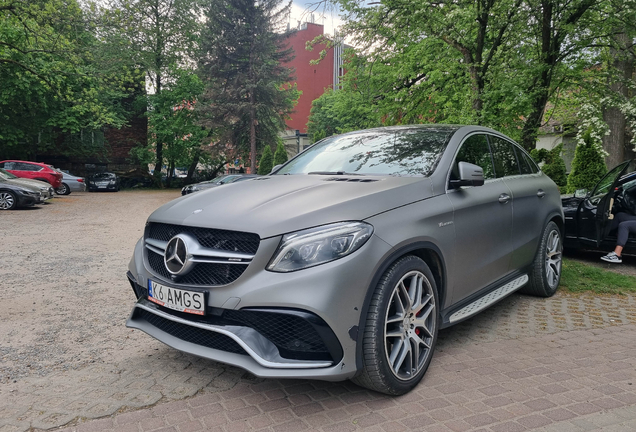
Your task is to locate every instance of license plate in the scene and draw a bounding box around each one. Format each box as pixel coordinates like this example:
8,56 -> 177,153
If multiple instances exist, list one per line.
147,279 -> 206,315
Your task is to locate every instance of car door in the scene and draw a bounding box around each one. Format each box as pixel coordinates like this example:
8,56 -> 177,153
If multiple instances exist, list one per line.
576,161 -> 632,247
14,162 -> 41,181
489,136 -> 547,270
447,133 -> 514,303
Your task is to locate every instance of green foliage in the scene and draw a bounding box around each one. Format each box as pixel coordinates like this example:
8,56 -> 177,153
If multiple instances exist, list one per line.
258,145 -> 273,175
0,0 -> 131,157
560,258 -> 636,294
147,69 -> 207,184
531,144 -> 567,187
199,0 -> 300,172
567,130 -> 608,193
273,141 -> 288,166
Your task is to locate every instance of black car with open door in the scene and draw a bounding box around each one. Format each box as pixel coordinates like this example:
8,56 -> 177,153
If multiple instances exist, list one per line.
562,160 -> 636,253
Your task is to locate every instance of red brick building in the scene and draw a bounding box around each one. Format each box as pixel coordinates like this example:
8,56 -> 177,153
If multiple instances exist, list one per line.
282,22 -> 344,153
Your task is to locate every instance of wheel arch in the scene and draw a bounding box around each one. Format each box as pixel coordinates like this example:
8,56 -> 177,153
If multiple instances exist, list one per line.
353,241 -> 447,375
548,212 -> 564,236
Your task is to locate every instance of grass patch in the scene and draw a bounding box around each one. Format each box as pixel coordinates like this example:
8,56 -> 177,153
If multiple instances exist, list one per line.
560,258 -> 636,295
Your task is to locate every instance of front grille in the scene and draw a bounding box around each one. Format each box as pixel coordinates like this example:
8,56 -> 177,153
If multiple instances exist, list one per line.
137,309 -> 247,355
147,222 -> 260,254
147,249 -> 248,286
223,310 -> 335,361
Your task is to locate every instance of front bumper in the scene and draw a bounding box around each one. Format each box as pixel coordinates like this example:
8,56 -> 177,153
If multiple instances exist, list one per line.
126,234 -> 392,381
16,191 -> 41,207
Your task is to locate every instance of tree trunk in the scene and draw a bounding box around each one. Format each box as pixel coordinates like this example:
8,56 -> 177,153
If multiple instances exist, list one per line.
186,148 -> 201,182
153,73 -> 163,186
602,32 -> 634,169
250,92 -> 257,173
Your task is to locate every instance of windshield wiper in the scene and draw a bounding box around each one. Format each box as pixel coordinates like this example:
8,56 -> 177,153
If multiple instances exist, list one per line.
307,171 -> 362,175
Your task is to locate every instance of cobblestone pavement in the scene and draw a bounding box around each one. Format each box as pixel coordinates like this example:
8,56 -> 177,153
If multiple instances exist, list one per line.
51,322 -> 636,432
2,192 -> 636,431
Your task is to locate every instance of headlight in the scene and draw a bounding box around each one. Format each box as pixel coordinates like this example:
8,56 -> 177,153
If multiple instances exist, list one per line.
267,222 -> 373,272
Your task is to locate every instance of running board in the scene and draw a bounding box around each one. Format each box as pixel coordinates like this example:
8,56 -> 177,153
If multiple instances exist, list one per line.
448,275 -> 528,324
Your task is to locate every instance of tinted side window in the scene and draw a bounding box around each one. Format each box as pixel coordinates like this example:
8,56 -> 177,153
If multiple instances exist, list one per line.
3,162 -> 15,169
453,134 -> 495,180
16,162 -> 40,171
513,146 -> 533,175
489,136 -> 520,177
521,149 -> 539,174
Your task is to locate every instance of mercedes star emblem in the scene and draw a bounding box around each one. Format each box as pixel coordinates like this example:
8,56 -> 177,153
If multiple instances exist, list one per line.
164,235 -> 192,275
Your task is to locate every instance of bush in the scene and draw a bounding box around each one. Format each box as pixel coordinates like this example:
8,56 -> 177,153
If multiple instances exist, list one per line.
258,145 -> 273,175
566,130 -> 607,193
274,141 -> 288,166
530,144 -> 567,187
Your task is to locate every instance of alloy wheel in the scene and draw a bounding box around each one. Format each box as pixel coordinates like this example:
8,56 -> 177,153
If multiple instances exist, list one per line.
384,270 -> 436,381
545,229 -> 562,289
0,192 -> 15,210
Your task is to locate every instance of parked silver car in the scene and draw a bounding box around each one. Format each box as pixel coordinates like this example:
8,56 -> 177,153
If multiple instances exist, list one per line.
55,170 -> 86,195
126,125 -> 563,395
0,168 -> 54,201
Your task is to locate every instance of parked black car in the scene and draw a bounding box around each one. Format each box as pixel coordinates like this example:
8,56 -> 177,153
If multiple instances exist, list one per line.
562,160 -> 636,254
88,172 -> 120,192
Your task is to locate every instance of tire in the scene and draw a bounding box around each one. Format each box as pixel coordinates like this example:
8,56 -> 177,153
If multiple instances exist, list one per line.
0,191 -> 17,210
352,255 -> 439,395
55,183 -> 71,195
520,221 -> 562,297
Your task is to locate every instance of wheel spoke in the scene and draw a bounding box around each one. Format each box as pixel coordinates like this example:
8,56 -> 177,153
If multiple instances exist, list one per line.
409,337 -> 420,371
392,339 -> 410,372
385,328 -> 403,338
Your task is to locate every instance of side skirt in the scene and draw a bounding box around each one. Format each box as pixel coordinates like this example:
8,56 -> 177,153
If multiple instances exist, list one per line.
440,273 -> 529,328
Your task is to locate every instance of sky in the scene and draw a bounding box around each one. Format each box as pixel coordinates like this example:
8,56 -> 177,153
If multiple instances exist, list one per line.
289,1 -> 345,37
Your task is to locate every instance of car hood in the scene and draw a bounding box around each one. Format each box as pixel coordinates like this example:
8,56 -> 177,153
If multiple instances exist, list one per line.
149,175 -> 435,238
1,179 -> 42,192
9,178 -> 49,190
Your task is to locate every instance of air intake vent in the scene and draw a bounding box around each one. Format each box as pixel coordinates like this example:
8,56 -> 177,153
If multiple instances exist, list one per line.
324,178 -> 378,183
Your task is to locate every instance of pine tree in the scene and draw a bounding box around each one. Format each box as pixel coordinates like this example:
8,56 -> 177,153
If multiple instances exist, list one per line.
567,131 -> 608,193
273,141 -> 288,166
258,145 -> 273,175
198,0 -> 299,174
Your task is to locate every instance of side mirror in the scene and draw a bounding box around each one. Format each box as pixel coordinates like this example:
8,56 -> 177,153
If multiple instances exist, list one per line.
450,162 -> 485,188
269,164 -> 282,174
574,189 -> 588,198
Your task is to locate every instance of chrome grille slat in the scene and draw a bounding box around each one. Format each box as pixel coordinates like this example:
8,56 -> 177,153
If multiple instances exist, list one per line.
144,222 -> 259,286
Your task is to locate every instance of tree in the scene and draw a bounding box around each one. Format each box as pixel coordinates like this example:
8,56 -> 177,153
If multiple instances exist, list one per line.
0,0 -> 129,158
258,145 -> 273,174
199,0 -> 300,173
531,144 -> 567,188
273,140 -> 288,166
567,130 -> 608,193
96,0 -> 202,184
147,70 -> 207,187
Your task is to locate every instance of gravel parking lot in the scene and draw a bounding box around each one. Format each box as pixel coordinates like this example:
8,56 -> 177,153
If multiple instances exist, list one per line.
2,191 -> 636,431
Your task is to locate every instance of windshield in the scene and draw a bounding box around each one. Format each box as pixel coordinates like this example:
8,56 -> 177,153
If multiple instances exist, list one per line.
0,168 -> 17,179
275,127 -> 458,176
93,173 -> 115,179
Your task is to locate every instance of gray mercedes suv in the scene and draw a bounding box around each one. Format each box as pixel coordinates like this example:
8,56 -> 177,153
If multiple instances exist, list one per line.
126,125 -> 563,395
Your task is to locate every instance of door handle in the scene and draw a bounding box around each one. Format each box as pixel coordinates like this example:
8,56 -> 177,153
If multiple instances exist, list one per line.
498,193 -> 510,204
537,189 -> 546,198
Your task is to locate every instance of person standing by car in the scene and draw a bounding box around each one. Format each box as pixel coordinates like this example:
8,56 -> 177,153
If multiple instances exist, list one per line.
601,212 -> 636,263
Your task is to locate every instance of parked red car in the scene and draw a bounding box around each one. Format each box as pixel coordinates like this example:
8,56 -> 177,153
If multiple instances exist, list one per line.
0,160 -> 63,189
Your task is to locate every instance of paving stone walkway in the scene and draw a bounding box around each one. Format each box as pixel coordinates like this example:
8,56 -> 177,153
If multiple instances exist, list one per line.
1,291 -> 635,432
51,322 -> 636,432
